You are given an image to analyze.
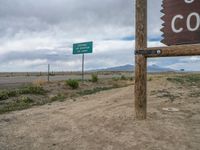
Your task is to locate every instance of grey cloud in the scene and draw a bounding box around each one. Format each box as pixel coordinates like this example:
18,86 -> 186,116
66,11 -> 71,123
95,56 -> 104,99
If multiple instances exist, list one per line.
147,0 -> 163,38
2,0 -> 194,71
0,0 -> 135,38
0,0 -> 164,42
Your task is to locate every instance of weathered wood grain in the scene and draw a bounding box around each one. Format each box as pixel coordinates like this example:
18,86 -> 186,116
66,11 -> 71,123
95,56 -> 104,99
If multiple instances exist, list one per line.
145,44 -> 200,57
135,0 -> 147,119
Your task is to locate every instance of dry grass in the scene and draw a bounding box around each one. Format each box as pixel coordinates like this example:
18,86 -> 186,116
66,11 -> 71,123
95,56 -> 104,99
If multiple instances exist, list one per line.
0,78 -> 133,114
32,79 -> 47,86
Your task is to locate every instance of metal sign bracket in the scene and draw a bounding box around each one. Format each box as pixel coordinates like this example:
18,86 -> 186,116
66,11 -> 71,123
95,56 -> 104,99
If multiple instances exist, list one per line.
135,49 -> 162,55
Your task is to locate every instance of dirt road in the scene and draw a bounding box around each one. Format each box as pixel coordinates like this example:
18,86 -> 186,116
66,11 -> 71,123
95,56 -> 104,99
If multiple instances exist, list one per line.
0,77 -> 200,150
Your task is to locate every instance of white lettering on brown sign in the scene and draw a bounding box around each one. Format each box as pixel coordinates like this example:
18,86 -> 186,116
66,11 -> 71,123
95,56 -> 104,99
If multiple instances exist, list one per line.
161,0 -> 200,45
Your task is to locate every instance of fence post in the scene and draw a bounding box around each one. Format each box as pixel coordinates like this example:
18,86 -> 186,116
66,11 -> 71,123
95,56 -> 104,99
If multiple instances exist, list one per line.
48,64 -> 50,82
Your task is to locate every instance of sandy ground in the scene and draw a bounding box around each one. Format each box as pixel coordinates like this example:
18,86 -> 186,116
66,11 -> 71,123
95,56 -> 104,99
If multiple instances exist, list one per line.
0,77 -> 200,150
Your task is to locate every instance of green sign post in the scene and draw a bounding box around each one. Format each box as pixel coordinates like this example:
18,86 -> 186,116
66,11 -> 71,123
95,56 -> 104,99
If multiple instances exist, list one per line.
73,41 -> 93,82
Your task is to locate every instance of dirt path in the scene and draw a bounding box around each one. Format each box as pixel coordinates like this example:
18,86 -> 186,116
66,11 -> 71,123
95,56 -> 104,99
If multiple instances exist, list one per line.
0,79 -> 200,150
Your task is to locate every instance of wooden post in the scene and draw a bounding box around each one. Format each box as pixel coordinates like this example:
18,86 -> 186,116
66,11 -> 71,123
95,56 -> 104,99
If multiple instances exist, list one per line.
48,64 -> 50,82
135,0 -> 147,119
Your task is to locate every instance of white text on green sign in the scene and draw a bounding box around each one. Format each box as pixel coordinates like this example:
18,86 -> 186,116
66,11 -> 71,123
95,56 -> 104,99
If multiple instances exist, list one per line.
73,42 -> 93,54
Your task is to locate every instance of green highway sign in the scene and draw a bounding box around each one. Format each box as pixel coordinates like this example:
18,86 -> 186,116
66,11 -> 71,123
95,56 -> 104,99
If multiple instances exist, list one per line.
73,41 -> 93,54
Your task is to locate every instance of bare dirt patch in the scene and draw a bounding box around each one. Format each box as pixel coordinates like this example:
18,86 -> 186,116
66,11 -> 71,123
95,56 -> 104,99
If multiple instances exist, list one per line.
0,73 -> 199,150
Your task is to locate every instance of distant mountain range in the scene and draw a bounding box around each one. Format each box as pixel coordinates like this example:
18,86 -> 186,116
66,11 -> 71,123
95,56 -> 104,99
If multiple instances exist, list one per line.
93,64 -> 176,72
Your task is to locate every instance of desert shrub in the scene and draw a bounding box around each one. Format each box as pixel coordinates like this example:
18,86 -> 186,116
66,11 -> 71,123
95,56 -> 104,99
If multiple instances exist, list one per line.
91,74 -> 98,82
112,77 -> 120,81
0,91 -> 9,101
167,77 -> 184,84
66,79 -> 79,89
19,86 -> 46,95
0,90 -> 18,101
120,75 -> 127,80
51,93 -> 65,102
148,77 -> 152,81
0,86 -> 45,101
8,91 -> 18,97
167,74 -> 200,87
0,96 -> 34,114
129,77 -> 134,81
20,96 -> 34,103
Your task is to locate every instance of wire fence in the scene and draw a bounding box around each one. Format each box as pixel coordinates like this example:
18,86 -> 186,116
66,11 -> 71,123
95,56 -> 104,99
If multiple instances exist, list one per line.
0,71 -> 133,89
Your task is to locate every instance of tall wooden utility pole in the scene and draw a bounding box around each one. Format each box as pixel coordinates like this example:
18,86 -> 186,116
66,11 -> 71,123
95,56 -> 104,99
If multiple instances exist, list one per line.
135,0 -> 147,119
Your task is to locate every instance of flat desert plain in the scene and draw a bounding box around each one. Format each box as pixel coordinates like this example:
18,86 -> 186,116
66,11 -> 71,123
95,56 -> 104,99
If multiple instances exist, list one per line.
0,73 -> 199,150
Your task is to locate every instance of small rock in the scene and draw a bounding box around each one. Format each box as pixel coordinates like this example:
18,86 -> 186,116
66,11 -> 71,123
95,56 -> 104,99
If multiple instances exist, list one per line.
162,107 -> 179,112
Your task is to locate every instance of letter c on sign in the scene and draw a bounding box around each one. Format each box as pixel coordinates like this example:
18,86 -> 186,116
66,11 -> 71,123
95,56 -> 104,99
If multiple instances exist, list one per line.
184,0 -> 194,3
171,15 -> 184,33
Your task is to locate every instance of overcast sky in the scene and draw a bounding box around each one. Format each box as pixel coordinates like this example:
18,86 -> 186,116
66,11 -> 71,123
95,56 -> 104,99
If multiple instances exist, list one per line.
0,0 -> 199,72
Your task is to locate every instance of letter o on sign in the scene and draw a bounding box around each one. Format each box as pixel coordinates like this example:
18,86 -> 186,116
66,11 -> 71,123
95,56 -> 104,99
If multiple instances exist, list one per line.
187,12 -> 200,31
184,0 -> 194,3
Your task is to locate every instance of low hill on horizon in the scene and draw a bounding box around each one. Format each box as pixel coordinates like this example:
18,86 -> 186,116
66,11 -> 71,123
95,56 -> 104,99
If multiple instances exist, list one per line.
92,64 -> 176,72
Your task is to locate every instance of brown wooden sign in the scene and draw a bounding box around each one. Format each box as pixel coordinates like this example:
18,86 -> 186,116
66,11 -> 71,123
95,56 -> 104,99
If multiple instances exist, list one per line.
161,0 -> 200,46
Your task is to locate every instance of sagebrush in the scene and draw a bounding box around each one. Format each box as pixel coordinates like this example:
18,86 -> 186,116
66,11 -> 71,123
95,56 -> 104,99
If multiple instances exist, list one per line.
66,79 -> 79,89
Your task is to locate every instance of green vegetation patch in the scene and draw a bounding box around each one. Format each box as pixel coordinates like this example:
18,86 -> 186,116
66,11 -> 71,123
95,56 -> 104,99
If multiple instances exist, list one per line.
0,85 -> 46,101
148,77 -> 153,81
91,74 -> 98,82
51,93 -> 66,102
66,79 -> 79,89
112,77 -> 120,81
0,96 -> 34,114
19,86 -> 46,95
0,91 -> 9,101
120,75 -> 127,80
167,74 -> 200,87
0,77 -> 133,114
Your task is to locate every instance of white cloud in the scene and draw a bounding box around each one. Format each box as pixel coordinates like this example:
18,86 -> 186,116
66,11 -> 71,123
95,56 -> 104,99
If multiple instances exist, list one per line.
147,41 -> 164,48
0,36 -> 59,54
95,40 -> 134,54
10,59 -> 47,66
168,62 -> 200,71
0,59 -> 48,72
